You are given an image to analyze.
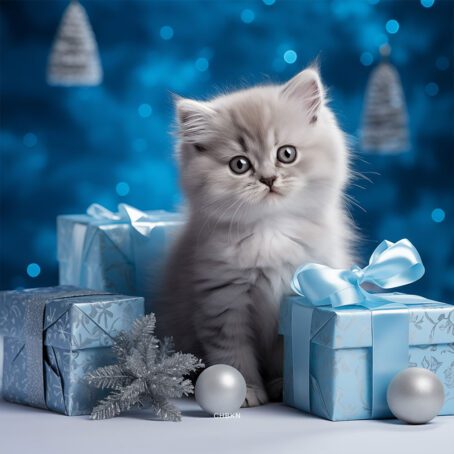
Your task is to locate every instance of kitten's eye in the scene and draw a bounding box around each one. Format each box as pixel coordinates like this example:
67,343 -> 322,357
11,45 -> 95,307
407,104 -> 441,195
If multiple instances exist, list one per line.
277,145 -> 297,164
229,156 -> 252,175
194,143 -> 206,152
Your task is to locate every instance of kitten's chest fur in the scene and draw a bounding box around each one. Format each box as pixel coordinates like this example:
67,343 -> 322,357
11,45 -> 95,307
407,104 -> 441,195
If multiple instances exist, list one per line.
220,217 -> 315,300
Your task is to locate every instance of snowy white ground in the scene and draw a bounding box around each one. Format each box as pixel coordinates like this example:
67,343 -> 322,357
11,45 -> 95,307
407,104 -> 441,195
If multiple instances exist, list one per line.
0,397 -> 452,454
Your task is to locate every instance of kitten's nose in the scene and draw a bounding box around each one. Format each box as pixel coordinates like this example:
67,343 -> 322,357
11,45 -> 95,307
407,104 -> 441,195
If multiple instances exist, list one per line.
259,176 -> 277,189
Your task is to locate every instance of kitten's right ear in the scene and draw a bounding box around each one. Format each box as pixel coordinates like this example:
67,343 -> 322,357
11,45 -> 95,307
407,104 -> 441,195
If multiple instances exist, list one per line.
281,67 -> 325,122
175,96 -> 216,144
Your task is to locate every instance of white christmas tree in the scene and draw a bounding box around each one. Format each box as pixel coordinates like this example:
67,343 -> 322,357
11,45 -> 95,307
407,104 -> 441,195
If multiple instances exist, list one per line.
361,45 -> 410,154
47,0 -> 102,86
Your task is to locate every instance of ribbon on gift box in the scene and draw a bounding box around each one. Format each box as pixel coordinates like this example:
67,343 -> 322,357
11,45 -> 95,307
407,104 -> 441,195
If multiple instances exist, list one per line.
86,202 -> 182,245
87,202 -> 175,235
290,238 -> 437,418
87,203 -> 155,227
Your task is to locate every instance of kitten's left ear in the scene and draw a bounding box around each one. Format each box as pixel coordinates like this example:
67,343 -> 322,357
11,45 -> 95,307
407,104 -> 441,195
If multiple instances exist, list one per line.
281,67 -> 325,122
175,96 -> 216,144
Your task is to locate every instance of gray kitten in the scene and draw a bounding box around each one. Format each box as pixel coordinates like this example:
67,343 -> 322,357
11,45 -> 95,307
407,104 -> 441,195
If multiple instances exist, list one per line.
157,67 -> 355,407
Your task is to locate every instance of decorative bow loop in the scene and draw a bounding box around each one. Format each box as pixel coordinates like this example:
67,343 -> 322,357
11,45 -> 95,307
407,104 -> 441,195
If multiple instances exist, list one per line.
87,203 -> 148,222
86,203 -> 124,221
87,203 -> 153,234
86,203 -> 180,236
361,239 -> 425,288
291,239 -> 425,308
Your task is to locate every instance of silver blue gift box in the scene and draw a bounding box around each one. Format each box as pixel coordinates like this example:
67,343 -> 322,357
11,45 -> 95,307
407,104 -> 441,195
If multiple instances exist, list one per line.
57,204 -> 183,313
280,239 -> 454,421
280,296 -> 454,421
0,286 -> 144,415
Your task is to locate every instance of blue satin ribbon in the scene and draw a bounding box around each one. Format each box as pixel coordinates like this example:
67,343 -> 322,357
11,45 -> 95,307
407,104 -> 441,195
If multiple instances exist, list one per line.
290,239 -> 433,418
87,203 -> 168,231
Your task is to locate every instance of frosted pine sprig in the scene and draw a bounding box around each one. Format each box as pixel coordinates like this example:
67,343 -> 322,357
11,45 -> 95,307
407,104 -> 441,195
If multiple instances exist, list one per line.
86,314 -> 204,421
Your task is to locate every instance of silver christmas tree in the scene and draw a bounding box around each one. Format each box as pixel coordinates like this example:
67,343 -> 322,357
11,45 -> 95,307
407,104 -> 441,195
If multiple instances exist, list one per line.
361,45 -> 410,154
47,0 -> 102,86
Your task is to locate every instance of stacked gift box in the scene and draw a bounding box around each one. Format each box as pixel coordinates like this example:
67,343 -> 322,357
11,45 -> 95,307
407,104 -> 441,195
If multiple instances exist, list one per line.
0,203 -> 183,415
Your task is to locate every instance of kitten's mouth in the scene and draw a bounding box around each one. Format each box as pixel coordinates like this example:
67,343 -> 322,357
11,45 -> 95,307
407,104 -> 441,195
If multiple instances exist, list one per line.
266,188 -> 281,196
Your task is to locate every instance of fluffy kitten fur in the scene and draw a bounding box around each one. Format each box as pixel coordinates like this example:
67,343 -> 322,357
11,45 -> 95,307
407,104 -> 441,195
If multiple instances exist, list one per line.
156,67 -> 354,407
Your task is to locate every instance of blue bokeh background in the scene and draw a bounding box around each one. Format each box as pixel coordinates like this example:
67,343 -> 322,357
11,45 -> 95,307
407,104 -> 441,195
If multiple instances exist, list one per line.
1,0 -> 453,300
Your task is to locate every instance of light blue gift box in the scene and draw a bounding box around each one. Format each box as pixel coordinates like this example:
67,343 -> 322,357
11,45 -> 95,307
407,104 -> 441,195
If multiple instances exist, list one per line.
279,239 -> 454,421
0,286 -> 144,415
57,204 -> 184,313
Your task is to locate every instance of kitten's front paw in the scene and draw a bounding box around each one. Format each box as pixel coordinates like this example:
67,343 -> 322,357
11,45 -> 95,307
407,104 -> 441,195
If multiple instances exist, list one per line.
241,385 -> 269,407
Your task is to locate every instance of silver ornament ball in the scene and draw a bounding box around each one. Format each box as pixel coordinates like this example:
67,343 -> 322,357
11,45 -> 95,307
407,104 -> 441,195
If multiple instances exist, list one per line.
195,364 -> 247,415
387,367 -> 445,424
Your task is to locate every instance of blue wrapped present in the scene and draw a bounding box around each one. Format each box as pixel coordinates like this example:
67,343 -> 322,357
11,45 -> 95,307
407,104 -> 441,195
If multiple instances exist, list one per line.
280,239 -> 454,421
57,203 -> 183,313
0,286 -> 144,415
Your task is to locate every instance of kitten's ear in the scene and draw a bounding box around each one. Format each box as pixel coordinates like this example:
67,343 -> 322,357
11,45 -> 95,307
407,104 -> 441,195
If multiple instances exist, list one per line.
281,67 -> 325,122
175,96 -> 216,144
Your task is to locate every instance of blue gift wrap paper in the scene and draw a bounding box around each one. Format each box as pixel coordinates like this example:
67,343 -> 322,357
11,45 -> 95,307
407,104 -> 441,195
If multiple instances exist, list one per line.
0,286 -> 144,415
57,203 -> 184,313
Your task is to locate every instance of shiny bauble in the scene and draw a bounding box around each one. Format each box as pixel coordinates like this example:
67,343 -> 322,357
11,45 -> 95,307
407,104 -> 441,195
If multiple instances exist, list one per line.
387,367 -> 445,424
195,364 -> 247,416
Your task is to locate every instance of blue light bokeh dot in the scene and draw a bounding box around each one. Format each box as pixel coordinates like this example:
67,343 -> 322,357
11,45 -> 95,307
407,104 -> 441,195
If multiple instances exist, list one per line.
436,56 -> 449,71
23,132 -> 37,148
195,57 -> 209,72
138,103 -> 152,118
241,9 -> 255,24
360,52 -> 374,66
431,208 -> 445,223
160,25 -> 174,40
421,0 -> 435,8
283,49 -> 297,64
116,182 -> 130,196
27,263 -> 41,278
263,0 -> 275,5
425,82 -> 439,96
385,19 -> 399,34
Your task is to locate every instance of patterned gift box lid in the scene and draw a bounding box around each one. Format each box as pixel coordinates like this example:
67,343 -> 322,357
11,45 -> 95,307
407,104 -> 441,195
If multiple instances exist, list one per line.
0,286 -> 144,350
280,295 -> 454,349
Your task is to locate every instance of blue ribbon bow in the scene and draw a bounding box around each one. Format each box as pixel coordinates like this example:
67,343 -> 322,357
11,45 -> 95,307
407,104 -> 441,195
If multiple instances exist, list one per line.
87,203 -> 152,229
291,238 -> 425,308
289,239 -> 434,418
87,203 -> 181,236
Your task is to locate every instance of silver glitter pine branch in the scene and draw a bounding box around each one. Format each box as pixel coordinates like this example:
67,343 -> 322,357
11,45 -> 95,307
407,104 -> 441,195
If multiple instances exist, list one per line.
86,314 -> 204,421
